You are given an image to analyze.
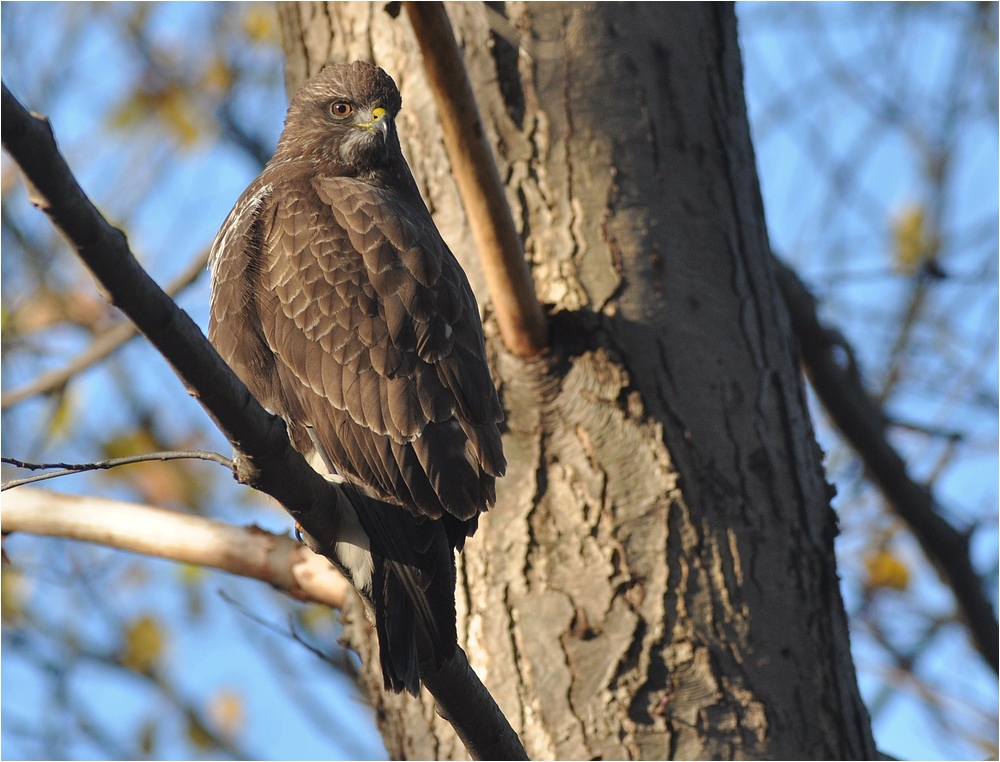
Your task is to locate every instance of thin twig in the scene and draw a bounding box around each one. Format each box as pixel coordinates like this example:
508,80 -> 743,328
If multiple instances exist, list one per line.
1,450 -> 231,491
404,1 -> 548,360
887,419 -> 964,442
218,589 -> 357,674
221,590 -> 371,757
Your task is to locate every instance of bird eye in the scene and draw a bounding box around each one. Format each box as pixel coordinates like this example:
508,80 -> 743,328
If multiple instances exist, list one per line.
330,101 -> 353,117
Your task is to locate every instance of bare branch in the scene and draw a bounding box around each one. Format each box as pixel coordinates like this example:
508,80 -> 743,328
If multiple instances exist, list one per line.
404,1 -> 548,360
0,81 -> 527,761
1,450 -> 231,491
218,589 -> 360,678
1,78 -> 340,545
774,256 -> 999,673
1,246 -> 211,410
1,487 -> 350,609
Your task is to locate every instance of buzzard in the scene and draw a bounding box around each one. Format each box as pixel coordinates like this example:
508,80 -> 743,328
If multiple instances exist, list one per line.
208,61 -> 505,695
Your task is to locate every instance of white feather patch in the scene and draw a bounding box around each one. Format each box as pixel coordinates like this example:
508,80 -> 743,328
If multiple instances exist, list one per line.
305,441 -> 374,595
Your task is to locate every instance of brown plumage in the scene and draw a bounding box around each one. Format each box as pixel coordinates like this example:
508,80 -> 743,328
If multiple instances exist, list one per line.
208,61 -> 505,695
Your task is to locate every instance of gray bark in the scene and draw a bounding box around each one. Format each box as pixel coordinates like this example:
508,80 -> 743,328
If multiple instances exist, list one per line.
278,3 -> 877,759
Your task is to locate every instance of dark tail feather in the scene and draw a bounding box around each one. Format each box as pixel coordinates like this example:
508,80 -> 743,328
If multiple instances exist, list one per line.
374,560 -> 421,695
337,478 -> 460,695
373,552 -> 457,696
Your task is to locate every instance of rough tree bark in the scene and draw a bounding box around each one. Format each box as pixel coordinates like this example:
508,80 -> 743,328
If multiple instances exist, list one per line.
277,3 -> 877,759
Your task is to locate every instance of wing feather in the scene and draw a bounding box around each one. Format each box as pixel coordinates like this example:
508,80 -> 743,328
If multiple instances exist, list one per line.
221,173 -> 504,522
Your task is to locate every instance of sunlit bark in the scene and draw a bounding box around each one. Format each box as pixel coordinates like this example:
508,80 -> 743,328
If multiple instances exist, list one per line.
278,3 -> 877,758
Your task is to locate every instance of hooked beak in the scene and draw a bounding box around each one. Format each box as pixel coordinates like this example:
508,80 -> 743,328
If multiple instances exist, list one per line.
359,106 -> 390,142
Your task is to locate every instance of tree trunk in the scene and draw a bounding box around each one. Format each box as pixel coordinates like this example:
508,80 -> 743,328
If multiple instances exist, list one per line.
277,3 -> 877,759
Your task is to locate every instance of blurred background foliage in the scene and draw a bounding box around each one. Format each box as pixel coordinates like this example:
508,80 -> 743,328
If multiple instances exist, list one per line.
740,4 -> 997,757
1,2 -> 996,759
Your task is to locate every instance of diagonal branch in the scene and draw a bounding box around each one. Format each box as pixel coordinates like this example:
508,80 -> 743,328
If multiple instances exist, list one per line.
1,81 -> 527,761
404,1 -> 548,360
774,256 -> 999,673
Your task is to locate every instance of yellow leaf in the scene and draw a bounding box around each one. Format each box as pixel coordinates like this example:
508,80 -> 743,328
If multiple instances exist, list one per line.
110,83 -> 201,146
110,93 -> 149,131
1,567 -> 29,625
137,719 -> 157,756
298,602 -> 337,634
186,713 -> 214,750
892,204 -> 941,275
178,564 -> 205,620
202,59 -> 233,93
161,94 -> 199,146
101,423 -> 208,509
120,615 -> 164,673
178,563 -> 204,584
102,424 -> 160,459
865,550 -> 909,591
243,6 -> 277,43
47,389 -> 76,441
208,689 -> 244,738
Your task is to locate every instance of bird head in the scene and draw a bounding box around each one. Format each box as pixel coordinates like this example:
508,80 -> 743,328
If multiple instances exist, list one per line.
275,61 -> 404,175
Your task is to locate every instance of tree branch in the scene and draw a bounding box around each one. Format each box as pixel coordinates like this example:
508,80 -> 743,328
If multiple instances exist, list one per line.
404,1 -> 548,360
1,487 -> 350,609
2,78 -> 346,556
774,256 -> 999,673
1,80 -> 527,761
1,246 -> 211,410
1,450 -> 231,491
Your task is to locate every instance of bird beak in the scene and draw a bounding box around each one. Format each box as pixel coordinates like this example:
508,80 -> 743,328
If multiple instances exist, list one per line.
361,107 -> 390,142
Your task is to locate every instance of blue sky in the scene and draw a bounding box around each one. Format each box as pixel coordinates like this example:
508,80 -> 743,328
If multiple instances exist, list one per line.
2,3 -> 996,760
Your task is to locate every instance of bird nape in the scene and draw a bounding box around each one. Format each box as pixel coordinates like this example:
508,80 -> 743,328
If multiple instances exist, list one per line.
207,60 -> 506,696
